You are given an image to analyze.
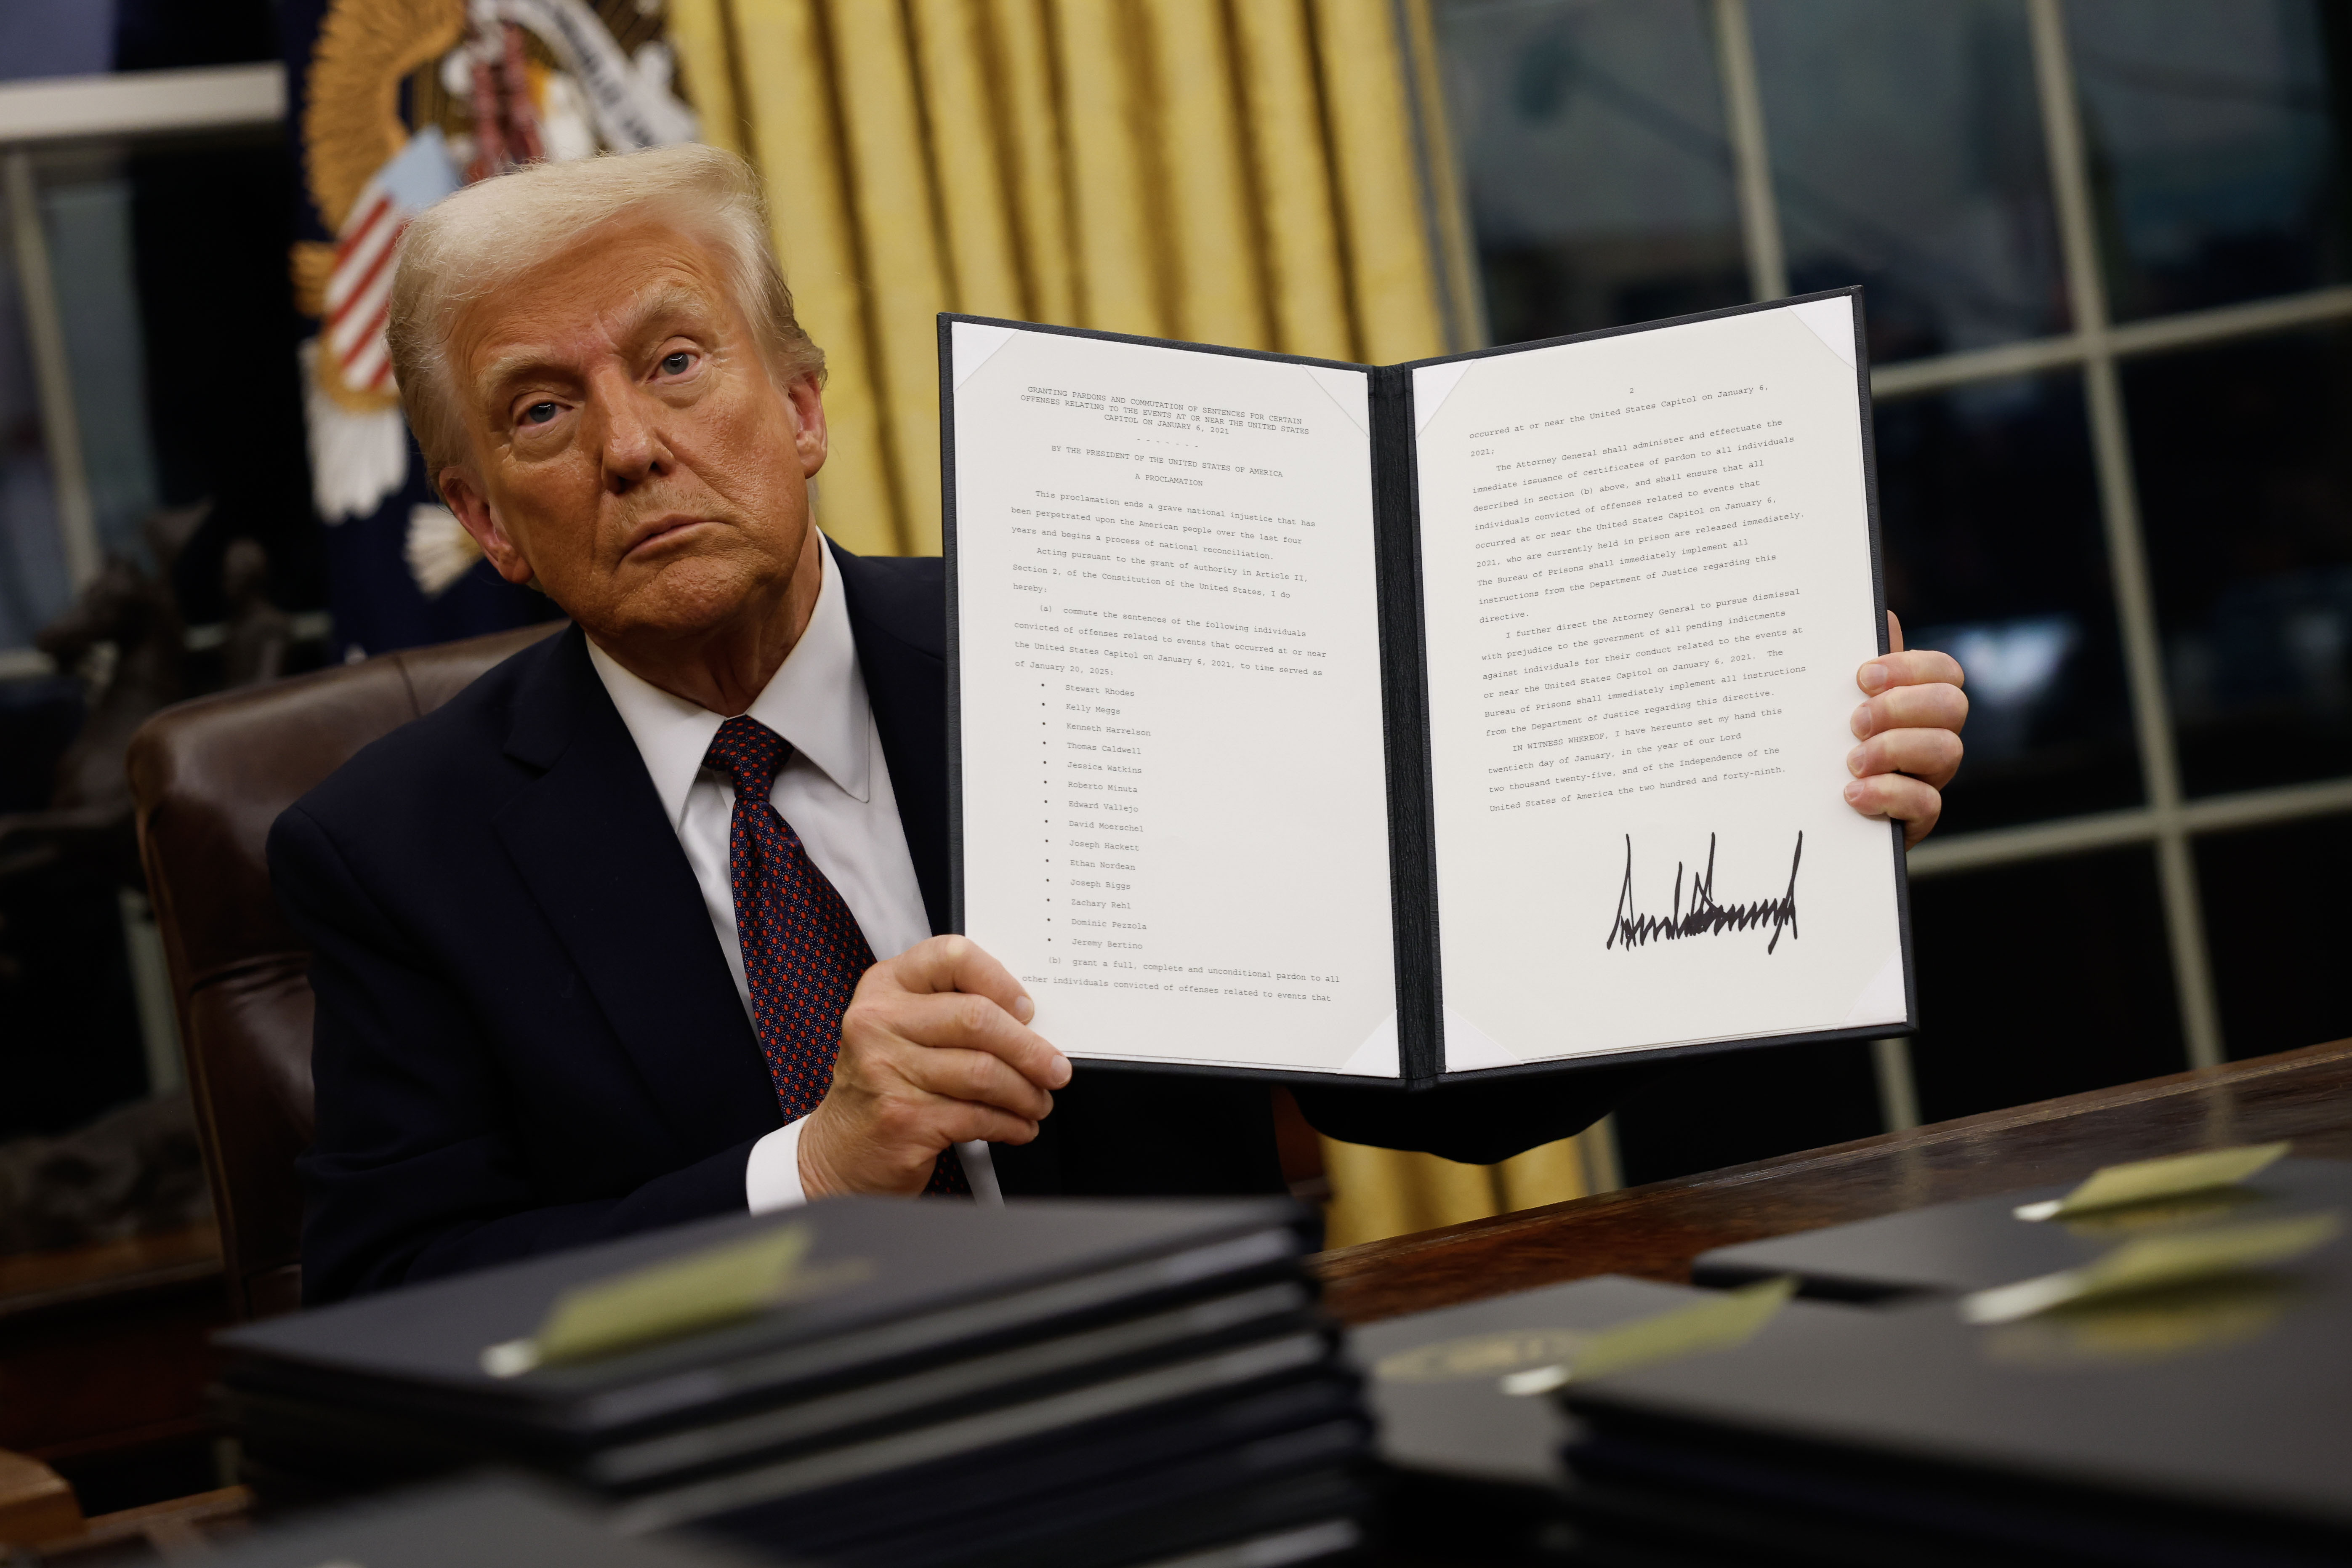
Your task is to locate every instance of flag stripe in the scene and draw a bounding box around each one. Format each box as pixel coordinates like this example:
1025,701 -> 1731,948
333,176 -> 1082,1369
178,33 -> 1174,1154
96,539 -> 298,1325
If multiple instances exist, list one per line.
338,300 -> 394,383
326,194 -> 395,306
327,216 -> 405,332
343,326 -> 391,390
327,269 -> 394,361
334,190 -> 393,258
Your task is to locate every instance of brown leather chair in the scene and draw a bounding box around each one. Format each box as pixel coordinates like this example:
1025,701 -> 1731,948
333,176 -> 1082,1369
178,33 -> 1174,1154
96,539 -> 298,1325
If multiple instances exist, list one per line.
128,623 -> 562,1320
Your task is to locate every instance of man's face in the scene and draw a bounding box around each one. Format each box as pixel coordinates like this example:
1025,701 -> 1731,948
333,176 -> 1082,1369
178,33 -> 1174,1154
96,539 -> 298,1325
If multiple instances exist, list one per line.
437,220 -> 825,648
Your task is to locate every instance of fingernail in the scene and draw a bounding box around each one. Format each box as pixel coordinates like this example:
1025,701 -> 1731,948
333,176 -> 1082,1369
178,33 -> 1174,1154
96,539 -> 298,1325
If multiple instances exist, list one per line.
1052,1052 -> 1072,1084
1851,705 -> 1873,739
1013,994 -> 1035,1023
1860,663 -> 1888,693
1846,746 -> 1866,776
1844,779 -> 1864,804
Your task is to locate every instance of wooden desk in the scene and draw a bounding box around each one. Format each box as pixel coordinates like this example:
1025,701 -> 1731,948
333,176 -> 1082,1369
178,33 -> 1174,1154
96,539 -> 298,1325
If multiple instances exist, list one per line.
1317,1038 -> 2352,1326
0,1222 -> 227,1507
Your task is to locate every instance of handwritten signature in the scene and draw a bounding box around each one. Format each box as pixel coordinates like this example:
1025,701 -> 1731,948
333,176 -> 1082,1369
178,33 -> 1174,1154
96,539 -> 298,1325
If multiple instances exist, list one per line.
1604,832 -> 1802,955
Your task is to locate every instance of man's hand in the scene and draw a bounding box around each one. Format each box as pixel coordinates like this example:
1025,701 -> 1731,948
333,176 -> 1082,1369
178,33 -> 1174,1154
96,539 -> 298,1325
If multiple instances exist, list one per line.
796,937 -> 1070,1198
1846,612 -> 1966,849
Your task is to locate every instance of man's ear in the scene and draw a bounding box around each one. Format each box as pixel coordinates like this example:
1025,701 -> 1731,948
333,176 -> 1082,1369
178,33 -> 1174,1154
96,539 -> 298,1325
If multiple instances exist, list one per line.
784,374 -> 829,478
439,471 -> 536,586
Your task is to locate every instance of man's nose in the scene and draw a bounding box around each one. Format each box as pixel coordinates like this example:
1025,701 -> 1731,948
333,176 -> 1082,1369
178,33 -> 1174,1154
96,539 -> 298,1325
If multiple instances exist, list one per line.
592,369 -> 668,492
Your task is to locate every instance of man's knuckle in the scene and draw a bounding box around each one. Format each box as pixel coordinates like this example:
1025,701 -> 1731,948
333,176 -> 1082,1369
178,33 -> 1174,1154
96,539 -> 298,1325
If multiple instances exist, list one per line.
873,1097 -> 926,1140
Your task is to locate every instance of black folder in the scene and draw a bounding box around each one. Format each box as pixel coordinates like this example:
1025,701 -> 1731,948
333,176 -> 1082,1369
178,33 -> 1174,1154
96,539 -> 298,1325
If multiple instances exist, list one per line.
938,293 -> 1916,1091
215,1198 -> 1365,1568
1351,1273 -> 1706,1492
1561,1262 -> 2352,1565
1694,1155 -> 2352,1299
189,1475 -> 763,1568
1348,1273 -> 1866,1561
219,1198 -> 1308,1444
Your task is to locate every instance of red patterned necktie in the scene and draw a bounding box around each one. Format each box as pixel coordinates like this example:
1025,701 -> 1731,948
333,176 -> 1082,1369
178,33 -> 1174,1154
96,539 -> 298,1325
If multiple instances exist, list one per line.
702,716 -> 966,1195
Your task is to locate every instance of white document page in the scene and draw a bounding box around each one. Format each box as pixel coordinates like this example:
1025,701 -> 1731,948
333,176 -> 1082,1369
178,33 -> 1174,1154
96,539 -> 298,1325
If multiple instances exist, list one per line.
951,324 -> 1398,1074
1414,298 -> 1907,1068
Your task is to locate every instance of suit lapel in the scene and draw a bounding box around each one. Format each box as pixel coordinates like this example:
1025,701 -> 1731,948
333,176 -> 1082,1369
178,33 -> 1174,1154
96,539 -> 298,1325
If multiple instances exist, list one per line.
492,627 -> 781,1153
833,542 -> 953,935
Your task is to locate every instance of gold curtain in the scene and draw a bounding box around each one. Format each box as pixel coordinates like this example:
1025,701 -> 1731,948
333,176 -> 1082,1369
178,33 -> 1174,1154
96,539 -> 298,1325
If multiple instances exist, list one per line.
665,0 -> 1593,1244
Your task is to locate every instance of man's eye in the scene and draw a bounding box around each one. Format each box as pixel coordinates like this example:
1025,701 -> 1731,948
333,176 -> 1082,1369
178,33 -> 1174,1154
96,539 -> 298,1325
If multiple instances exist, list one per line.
661,351 -> 692,376
523,402 -> 559,425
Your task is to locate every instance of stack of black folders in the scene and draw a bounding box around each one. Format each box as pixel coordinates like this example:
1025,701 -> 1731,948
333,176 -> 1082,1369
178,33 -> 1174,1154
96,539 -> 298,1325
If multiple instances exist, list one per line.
213,1197 -> 1368,1568
1349,1274 -> 1848,1561
1354,1279 -> 1825,1561
1549,1148 -> 2352,1565
139,1476 -> 765,1568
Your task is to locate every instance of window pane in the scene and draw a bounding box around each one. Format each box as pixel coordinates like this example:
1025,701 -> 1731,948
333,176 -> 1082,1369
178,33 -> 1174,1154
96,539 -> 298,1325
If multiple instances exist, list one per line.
125,134 -> 323,626
1751,0 -> 2068,361
2126,325 -> 2352,797
1611,1039 -> 1882,1186
0,242 -> 71,652
1875,370 -> 2139,831
2066,0 -> 2349,320
2196,813 -> 2352,1061
44,165 -> 160,561
1909,847 -> 2185,1123
1435,0 -> 1748,345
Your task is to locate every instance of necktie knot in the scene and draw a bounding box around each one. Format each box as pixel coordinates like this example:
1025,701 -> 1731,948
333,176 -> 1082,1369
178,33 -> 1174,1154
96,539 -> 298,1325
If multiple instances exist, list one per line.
704,715 -> 788,801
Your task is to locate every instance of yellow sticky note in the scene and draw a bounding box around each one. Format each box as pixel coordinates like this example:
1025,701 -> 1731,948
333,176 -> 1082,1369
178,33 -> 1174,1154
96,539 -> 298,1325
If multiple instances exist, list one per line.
1498,1277 -> 1796,1395
2013,1142 -> 2291,1222
1961,1211 -> 2341,1326
481,1224 -> 814,1376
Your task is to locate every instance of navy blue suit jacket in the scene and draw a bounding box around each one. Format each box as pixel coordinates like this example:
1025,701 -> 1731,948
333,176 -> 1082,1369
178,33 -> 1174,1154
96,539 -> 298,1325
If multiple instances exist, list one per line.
274,544 -> 1643,1304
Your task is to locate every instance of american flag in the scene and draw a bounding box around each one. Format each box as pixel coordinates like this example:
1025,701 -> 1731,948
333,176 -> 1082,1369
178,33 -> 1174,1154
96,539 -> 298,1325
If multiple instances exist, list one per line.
325,186 -> 405,393
323,127 -> 460,396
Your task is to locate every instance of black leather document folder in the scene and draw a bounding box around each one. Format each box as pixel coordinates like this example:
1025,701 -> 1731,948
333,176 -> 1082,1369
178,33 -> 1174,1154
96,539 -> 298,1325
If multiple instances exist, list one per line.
1347,1273 -> 1860,1560
1695,1155 -> 2352,1299
940,291 -> 1914,1090
1561,1262 -> 2352,1566
220,1198 -> 1306,1439
189,1476 -> 764,1568
214,1198 -> 1366,1568
1352,1274 -> 1705,1493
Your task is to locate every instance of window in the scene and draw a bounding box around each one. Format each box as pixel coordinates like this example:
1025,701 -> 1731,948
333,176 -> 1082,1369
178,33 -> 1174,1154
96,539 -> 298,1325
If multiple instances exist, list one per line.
1431,0 -> 2352,1181
0,62 -> 320,1142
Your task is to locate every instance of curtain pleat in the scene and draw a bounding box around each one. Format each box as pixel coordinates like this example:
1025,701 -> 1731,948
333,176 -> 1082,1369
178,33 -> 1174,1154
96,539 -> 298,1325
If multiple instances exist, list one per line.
662,0 -> 1591,1246
667,0 -> 745,157
1311,0 -> 1446,365
721,0 -> 899,557
984,0 -> 1077,325
828,1 -> 953,553
909,0 -> 1026,319
1140,0 -> 1265,349
1052,0 -> 1164,338
1229,0 -> 1353,361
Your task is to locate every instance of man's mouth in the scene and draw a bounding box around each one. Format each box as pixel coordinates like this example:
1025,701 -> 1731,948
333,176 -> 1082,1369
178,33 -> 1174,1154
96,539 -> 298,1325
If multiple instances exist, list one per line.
622,515 -> 715,558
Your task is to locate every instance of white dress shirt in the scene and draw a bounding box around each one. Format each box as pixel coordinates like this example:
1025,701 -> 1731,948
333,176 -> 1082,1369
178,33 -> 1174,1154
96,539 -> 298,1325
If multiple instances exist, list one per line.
587,543 -> 999,1210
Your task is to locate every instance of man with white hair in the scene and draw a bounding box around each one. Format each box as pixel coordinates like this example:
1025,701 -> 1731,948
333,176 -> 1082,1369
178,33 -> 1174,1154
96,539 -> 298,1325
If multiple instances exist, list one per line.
271,146 -> 1968,1303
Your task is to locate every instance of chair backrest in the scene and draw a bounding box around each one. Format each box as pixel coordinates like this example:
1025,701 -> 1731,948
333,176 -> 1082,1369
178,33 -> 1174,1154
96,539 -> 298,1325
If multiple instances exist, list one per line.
127,623 -> 562,1319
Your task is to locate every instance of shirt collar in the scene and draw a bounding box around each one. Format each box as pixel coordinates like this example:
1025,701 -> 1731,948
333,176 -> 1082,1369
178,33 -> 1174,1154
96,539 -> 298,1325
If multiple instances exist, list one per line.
585,540 -> 871,831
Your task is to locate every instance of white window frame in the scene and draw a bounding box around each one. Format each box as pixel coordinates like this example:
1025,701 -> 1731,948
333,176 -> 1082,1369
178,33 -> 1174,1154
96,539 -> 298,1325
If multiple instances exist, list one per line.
0,63 -> 285,679
1410,0 -> 2352,1146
